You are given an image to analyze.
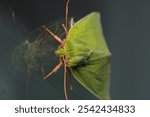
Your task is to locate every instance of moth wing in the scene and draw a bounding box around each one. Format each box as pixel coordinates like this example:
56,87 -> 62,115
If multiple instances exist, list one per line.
71,51 -> 111,100
65,12 -> 111,99
66,12 -> 111,55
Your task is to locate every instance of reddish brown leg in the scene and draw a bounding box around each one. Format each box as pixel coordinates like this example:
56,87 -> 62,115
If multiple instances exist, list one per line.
43,26 -> 64,45
43,59 -> 63,80
65,0 -> 69,35
62,56 -> 68,100
61,0 -> 70,100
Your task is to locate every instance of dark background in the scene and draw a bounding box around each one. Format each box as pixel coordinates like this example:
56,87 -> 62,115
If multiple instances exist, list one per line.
0,0 -> 150,99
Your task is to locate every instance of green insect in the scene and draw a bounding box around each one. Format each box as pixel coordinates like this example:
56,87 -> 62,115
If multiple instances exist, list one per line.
43,0 -> 111,100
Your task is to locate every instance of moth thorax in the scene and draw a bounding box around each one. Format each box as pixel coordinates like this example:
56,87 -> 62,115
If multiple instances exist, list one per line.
55,48 -> 66,57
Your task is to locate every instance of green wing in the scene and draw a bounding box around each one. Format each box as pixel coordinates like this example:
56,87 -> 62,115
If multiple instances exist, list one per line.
71,51 -> 111,99
65,12 -> 110,54
57,12 -> 111,99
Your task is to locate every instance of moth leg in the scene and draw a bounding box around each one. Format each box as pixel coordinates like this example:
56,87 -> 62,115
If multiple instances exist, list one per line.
67,67 -> 73,91
43,59 -> 63,80
62,56 -> 68,100
42,26 -> 64,45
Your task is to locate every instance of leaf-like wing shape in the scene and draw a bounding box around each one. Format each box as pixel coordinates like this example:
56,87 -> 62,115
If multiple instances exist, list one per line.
66,12 -> 110,55
71,52 -> 111,99
65,12 -> 111,99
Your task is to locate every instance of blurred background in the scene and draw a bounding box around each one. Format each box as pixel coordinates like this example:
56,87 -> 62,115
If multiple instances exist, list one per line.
0,0 -> 150,99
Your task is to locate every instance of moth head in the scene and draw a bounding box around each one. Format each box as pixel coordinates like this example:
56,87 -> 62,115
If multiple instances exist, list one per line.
55,48 -> 67,57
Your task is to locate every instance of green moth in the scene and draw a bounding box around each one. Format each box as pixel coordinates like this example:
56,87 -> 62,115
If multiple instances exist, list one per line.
43,0 -> 111,100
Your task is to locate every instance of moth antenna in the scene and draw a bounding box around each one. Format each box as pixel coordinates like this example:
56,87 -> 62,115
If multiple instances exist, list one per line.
62,56 -> 68,100
65,0 -> 70,36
